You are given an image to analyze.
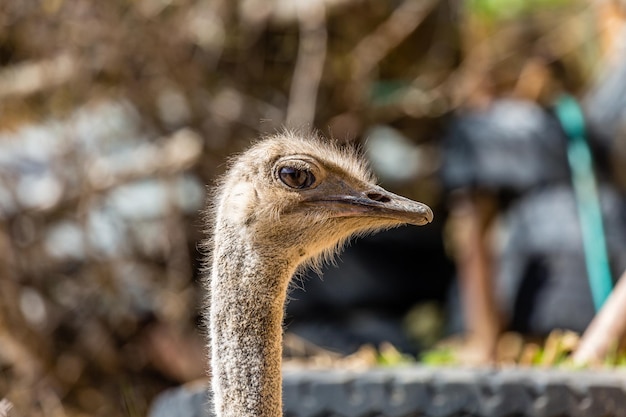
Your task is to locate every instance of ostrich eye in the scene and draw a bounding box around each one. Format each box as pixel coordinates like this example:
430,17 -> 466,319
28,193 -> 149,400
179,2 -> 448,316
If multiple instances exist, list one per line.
278,166 -> 315,189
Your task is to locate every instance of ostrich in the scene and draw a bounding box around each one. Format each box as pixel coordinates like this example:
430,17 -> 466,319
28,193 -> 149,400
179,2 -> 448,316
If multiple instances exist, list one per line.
204,132 -> 433,417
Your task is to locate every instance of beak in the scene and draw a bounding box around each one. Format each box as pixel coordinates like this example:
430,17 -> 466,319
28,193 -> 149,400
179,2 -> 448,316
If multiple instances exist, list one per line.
305,183 -> 433,226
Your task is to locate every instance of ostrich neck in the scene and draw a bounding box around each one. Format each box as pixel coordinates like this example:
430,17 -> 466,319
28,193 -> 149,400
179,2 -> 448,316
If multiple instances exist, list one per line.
210,224 -> 295,417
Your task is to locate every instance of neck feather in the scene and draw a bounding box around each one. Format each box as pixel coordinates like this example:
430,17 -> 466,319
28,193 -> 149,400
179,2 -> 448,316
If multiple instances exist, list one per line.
209,224 -> 295,417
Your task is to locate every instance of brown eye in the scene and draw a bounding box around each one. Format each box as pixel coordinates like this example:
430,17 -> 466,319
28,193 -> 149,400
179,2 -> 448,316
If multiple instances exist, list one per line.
278,166 -> 315,189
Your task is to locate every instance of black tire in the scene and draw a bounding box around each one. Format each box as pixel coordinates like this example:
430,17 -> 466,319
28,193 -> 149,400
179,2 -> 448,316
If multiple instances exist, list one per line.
149,367 -> 626,417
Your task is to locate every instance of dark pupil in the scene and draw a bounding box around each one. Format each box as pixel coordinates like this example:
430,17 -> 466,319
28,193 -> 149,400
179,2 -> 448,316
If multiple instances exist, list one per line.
279,166 -> 314,189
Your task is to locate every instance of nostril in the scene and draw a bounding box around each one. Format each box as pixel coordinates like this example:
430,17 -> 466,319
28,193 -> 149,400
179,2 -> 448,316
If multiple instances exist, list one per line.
367,192 -> 391,203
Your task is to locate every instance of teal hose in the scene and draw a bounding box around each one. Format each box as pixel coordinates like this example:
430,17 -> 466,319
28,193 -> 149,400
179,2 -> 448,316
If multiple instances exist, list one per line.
554,95 -> 613,311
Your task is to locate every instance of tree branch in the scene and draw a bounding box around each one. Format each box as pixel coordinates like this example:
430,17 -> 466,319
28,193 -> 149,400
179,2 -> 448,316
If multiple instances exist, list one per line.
572,268 -> 626,365
286,2 -> 328,128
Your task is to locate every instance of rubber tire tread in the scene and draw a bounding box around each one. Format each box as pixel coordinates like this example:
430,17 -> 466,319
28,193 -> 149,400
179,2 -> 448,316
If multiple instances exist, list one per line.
149,367 -> 626,417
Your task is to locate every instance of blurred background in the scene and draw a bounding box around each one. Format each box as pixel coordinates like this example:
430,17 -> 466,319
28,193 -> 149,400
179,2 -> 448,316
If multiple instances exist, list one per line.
1,0 -> 626,416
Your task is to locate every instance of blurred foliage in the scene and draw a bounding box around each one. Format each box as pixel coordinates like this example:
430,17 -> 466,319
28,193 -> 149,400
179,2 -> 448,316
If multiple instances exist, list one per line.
468,0 -> 575,22
420,329 -> 626,368
0,0 -> 618,416
376,342 -> 415,367
420,347 -> 457,366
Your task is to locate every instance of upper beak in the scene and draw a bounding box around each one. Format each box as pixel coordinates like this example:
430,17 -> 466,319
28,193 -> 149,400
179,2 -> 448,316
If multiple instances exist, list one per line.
306,183 -> 433,226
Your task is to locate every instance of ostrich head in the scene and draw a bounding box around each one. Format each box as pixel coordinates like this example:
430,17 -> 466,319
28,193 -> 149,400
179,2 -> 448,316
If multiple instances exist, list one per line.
212,131 -> 432,268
